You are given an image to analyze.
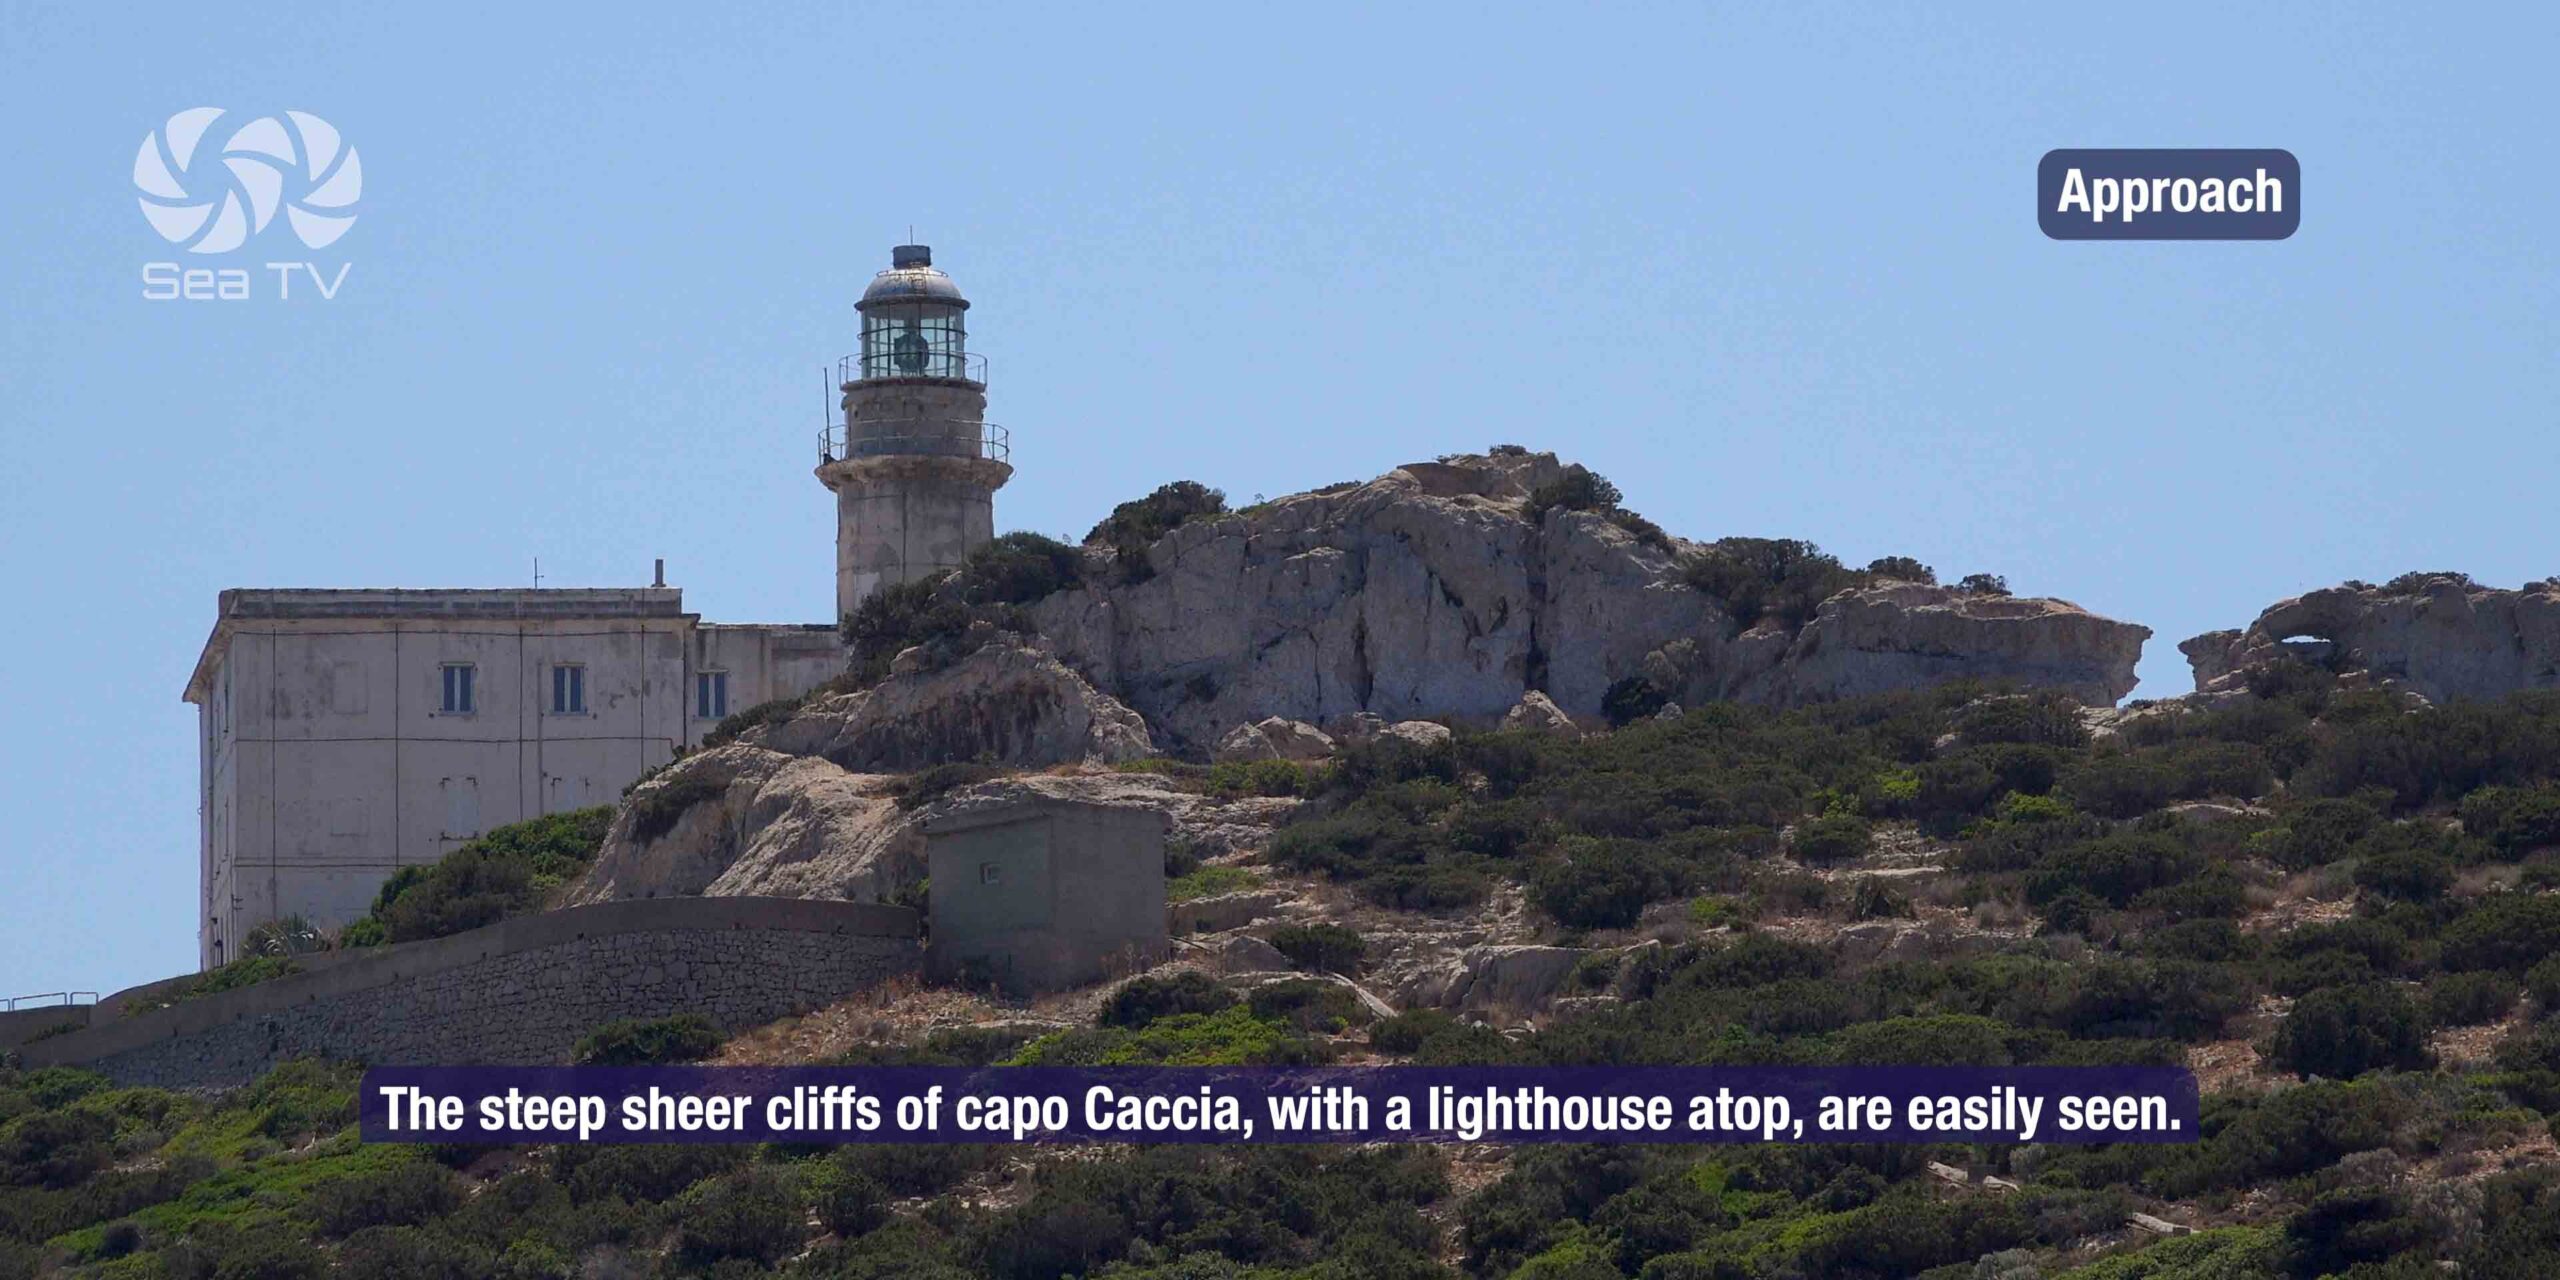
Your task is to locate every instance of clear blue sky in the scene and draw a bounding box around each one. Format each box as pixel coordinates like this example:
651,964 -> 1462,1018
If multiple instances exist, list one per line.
2,3 -> 2554,995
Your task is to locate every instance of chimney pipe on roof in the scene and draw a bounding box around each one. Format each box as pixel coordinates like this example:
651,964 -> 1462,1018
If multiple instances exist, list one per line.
653,558 -> 665,588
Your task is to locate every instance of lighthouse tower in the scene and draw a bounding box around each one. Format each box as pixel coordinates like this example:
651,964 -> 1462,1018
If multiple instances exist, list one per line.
817,245 -> 1013,621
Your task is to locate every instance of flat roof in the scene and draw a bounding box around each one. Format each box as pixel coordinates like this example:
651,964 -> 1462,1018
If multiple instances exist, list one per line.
923,795 -> 1172,838
183,587 -> 688,702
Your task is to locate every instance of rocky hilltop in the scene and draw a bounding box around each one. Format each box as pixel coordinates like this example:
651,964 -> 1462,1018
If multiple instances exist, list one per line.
2182,572 -> 2560,703
1031,449 -> 2149,749
567,448 -> 2150,911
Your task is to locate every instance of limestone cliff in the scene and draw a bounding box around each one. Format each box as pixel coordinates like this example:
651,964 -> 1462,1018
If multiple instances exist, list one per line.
756,640 -> 1155,772
2182,574 -> 2560,703
1030,451 -> 2148,749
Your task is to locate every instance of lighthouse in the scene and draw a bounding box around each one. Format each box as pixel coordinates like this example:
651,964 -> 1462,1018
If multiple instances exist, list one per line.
817,244 -> 1013,621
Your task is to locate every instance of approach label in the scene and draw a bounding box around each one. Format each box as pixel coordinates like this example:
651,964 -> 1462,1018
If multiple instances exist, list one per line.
2039,149 -> 2299,240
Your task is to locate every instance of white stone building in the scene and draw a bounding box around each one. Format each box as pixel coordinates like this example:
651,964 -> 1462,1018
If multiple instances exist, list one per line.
183,244 -> 1009,970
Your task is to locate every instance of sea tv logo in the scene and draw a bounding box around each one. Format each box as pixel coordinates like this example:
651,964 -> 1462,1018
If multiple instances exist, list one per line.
134,108 -> 360,299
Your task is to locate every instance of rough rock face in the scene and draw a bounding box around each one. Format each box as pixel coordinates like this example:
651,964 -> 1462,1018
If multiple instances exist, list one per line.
1692,583 -> 2151,708
564,748 -> 914,904
1029,451 -> 2149,749
2182,576 -> 2560,703
569,764 -> 1295,909
754,640 -> 1155,772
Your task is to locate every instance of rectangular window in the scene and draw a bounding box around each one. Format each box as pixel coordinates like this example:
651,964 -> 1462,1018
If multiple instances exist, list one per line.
696,671 -> 729,720
440,663 -> 475,714
551,664 -> 585,714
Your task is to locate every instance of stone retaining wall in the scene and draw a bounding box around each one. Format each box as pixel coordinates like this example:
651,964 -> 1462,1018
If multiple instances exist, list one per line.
21,898 -> 919,1088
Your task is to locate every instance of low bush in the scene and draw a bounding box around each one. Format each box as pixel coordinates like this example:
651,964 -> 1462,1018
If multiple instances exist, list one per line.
308,1160 -> 460,1237
2461,784 -> 2560,853
1098,972 -> 1236,1029
2425,971 -> 2520,1028
2441,893 -> 2560,973
2269,984 -> 2430,1080
675,1166 -> 806,1268
1205,758 -> 1321,798
1268,923 -> 1368,975
1793,813 -> 1873,864
1247,979 -> 1371,1032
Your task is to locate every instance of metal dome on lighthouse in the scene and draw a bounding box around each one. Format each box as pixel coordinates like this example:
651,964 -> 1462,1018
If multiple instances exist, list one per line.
817,243 -> 1014,622
855,244 -> 973,380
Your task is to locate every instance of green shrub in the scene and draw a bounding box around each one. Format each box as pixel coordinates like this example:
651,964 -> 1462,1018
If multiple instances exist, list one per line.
2355,848 -> 2452,905
2441,893 -> 2560,972
2528,954 -> 2560,1009
309,1160 -> 460,1237
571,1014 -> 724,1066
2283,1187 -> 2438,1279
1865,556 -> 1935,585
1267,923 -> 1368,975
892,761 -> 1007,810
1792,813 -> 1873,864
1370,1009 -> 1464,1055
1532,840 -> 1696,929
1600,676 -> 1670,727
840,533 -> 1079,679
359,807 -> 617,941
2424,971 -> 2520,1027
557,1143 -> 750,1204
2269,984 -> 2430,1079
1205,758 -> 1320,798
1168,864 -> 1260,902
0,1108 -> 112,1188
1013,1005 -> 1328,1067
1098,972 -> 1236,1030
1958,694 -> 2090,749
2268,797 -> 2383,870
2461,784 -> 2560,852
815,1165 -> 889,1239
334,1225 -> 491,1280
1682,537 -> 1866,631
675,1167 -> 806,1267
1085,481 -> 1226,580
1247,979 -> 1371,1032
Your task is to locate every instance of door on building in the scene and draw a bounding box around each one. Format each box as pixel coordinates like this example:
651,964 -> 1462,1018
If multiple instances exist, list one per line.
441,776 -> 480,842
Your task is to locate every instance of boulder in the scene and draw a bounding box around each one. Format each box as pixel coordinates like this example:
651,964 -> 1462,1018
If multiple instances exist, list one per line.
1210,933 -> 1292,974
1381,719 -> 1454,749
1501,691 -> 1582,738
2182,576 -> 2560,704
1213,723 -> 1280,762
1404,944 -> 1587,1011
1213,717 -> 1337,763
